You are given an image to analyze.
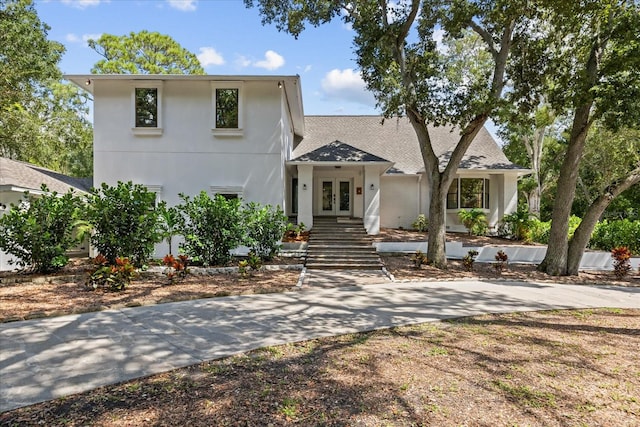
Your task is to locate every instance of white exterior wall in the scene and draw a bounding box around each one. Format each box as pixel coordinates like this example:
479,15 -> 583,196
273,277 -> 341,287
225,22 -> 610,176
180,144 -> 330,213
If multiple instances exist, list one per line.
380,175 -> 420,229
93,79 -> 288,207
363,165 -> 381,234
92,78 -> 291,257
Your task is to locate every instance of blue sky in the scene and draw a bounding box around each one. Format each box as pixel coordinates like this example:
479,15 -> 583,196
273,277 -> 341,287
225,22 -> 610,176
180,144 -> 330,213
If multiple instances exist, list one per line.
36,0 -> 378,115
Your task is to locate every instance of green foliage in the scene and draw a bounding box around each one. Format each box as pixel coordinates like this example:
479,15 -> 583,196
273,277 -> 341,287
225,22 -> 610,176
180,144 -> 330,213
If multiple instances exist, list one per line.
176,192 -> 243,266
85,181 -> 160,267
0,186 -> 82,273
88,30 -> 205,75
247,252 -> 263,271
590,219 -> 640,255
610,247 -> 632,279
157,202 -> 181,255
498,207 -> 535,241
243,202 -> 288,260
462,249 -> 479,272
86,255 -> 136,291
458,208 -> 488,236
529,215 -> 582,245
410,250 -> 427,269
412,214 -> 428,232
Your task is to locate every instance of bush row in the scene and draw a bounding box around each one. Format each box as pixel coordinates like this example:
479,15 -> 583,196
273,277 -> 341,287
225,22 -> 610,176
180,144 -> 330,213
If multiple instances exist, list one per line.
498,207 -> 640,255
0,182 -> 289,273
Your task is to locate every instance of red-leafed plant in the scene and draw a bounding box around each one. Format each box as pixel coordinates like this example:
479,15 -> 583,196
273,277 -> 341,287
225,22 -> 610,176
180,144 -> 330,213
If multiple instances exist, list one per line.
611,246 -> 632,279
87,256 -> 137,291
494,250 -> 508,273
162,254 -> 190,284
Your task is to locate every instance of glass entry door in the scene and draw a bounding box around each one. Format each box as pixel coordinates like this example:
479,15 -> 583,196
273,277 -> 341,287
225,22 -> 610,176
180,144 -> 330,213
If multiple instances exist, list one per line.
320,179 -> 351,216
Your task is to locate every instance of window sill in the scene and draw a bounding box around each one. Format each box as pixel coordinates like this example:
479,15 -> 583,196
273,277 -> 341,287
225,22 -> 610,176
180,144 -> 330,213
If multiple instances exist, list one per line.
446,208 -> 490,212
212,128 -> 243,138
132,127 -> 163,136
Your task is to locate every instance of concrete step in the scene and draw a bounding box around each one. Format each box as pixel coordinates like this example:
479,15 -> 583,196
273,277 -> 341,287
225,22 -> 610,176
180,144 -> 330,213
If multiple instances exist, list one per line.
305,262 -> 383,270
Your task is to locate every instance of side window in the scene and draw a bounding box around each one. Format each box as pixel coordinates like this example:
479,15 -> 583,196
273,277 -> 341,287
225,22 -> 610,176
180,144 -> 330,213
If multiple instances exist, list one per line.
135,88 -> 158,127
215,88 -> 239,129
446,178 -> 459,209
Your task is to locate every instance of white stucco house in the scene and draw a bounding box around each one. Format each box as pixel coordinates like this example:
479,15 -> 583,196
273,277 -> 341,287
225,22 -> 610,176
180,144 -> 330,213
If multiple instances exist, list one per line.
66,74 -> 527,244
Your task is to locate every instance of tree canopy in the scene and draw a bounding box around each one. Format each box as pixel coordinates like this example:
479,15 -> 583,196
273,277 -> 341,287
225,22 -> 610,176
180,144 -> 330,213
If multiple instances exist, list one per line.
0,0 -> 92,177
88,30 -> 205,75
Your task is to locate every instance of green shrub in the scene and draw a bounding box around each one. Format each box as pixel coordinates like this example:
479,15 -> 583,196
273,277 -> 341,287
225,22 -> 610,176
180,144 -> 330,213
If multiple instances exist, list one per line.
590,219 -> 640,255
528,215 -> 583,245
243,202 -> 288,260
176,192 -> 243,266
458,208 -> 488,236
498,206 -> 535,241
412,214 -> 428,232
0,186 -> 83,273
85,182 -> 160,267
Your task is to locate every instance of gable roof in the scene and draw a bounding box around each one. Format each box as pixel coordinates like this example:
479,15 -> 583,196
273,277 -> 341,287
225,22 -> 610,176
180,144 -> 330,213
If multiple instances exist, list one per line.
0,157 -> 92,195
290,140 -> 391,164
294,116 -> 528,175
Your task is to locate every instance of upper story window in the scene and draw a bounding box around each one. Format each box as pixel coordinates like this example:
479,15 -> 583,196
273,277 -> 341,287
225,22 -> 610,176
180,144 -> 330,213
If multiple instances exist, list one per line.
211,82 -> 243,137
447,178 -> 490,209
135,88 -> 158,127
216,88 -> 238,128
131,81 -> 163,136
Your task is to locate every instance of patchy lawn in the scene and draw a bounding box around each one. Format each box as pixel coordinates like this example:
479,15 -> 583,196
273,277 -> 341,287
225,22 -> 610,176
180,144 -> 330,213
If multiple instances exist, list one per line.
1,308 -> 638,426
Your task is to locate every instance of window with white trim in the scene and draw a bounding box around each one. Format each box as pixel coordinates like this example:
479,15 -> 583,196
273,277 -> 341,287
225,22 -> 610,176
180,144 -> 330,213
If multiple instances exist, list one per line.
210,185 -> 244,200
132,81 -> 163,135
447,178 -> 490,209
211,82 -> 243,136
145,185 -> 162,207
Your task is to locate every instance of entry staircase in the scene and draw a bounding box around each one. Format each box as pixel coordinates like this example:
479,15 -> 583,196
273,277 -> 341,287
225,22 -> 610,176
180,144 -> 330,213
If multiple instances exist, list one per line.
305,217 -> 383,270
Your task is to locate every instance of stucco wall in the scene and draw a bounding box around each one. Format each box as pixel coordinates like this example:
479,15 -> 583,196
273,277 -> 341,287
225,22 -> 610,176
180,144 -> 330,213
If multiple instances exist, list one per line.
93,79 -> 288,208
380,175 -> 420,229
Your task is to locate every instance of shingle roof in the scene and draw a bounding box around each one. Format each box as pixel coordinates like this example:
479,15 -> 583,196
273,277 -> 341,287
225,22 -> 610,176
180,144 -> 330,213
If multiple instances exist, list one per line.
291,140 -> 391,163
294,116 -> 527,174
0,157 -> 92,194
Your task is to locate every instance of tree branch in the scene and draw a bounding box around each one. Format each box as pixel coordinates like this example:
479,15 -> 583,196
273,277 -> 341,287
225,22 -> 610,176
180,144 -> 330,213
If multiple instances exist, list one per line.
470,21 -> 497,58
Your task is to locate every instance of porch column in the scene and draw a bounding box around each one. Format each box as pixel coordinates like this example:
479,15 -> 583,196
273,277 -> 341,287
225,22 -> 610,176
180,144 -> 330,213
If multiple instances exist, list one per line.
503,174 -> 518,216
297,164 -> 313,229
363,166 -> 380,234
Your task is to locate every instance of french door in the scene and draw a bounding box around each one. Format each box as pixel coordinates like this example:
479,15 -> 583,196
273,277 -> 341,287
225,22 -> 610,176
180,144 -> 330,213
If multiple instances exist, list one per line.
320,179 -> 351,216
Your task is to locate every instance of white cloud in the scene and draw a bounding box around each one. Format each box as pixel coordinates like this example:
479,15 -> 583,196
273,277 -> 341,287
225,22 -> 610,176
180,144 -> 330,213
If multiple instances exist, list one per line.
167,0 -> 197,11
253,50 -> 285,70
321,68 -> 376,106
65,33 -> 80,43
235,55 -> 252,68
65,33 -> 102,45
61,0 -> 103,9
297,64 -> 312,73
197,47 -> 225,67
433,28 -> 447,53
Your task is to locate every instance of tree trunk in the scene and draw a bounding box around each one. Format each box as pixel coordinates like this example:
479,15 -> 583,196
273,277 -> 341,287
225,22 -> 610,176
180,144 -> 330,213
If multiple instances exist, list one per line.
539,39 -> 602,276
566,170 -> 640,275
427,175 -> 448,269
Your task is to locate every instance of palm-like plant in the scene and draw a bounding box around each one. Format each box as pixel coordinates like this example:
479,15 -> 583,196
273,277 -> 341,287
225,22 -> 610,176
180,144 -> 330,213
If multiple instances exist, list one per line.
458,208 -> 488,236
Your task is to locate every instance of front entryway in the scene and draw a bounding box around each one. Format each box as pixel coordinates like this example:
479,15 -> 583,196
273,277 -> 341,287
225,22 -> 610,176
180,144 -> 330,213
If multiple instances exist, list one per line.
319,179 -> 351,216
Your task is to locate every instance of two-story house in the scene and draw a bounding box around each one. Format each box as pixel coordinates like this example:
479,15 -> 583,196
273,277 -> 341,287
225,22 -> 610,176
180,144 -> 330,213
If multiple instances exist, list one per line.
67,74 -> 528,254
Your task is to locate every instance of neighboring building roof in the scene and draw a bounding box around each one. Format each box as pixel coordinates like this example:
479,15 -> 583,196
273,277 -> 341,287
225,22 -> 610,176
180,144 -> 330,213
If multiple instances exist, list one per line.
291,140 -> 391,163
0,157 -> 92,195
295,116 -> 528,174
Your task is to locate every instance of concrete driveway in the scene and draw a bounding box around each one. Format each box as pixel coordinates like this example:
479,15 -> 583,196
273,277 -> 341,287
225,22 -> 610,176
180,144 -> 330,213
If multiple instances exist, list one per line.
1,279 -> 638,412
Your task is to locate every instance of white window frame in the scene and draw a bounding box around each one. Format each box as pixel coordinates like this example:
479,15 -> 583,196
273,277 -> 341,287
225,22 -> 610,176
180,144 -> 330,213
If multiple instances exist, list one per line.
145,185 -> 163,207
211,81 -> 244,137
210,185 -> 244,200
131,81 -> 163,136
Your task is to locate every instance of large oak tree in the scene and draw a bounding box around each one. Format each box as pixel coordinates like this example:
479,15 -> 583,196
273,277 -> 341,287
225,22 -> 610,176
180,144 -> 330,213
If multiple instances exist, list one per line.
246,0 -> 534,267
